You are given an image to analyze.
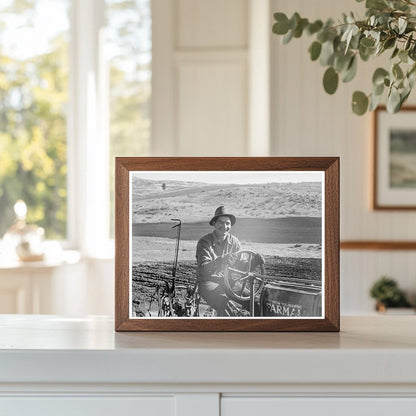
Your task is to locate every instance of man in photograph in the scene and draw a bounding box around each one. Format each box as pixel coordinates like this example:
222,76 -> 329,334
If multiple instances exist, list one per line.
195,206 -> 242,316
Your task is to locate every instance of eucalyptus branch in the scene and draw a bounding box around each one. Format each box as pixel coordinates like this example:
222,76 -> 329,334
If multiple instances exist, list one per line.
272,0 -> 416,114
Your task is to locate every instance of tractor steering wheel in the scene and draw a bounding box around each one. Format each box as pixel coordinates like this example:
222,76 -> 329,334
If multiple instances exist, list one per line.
223,250 -> 265,303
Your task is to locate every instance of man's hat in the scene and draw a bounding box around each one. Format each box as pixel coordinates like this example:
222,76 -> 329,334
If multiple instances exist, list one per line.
209,206 -> 236,226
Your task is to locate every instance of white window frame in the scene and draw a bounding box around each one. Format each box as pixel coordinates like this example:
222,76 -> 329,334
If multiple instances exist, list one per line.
68,0 -> 111,258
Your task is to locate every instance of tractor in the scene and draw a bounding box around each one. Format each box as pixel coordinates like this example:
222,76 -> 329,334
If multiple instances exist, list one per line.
145,219 -> 322,318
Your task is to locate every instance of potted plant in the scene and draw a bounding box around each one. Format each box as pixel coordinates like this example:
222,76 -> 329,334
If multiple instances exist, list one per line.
369,276 -> 413,312
272,0 -> 416,115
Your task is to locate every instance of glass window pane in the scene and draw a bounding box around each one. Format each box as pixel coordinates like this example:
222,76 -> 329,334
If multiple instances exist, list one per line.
0,0 -> 70,239
106,0 -> 151,237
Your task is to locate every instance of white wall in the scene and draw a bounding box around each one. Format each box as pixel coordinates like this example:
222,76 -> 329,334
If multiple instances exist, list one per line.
271,0 -> 416,313
152,0 -> 271,156
70,0 -> 416,316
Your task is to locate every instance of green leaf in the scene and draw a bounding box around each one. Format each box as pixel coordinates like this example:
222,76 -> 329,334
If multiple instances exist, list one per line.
290,13 -> 301,30
408,71 -> 416,89
391,47 -> 399,59
323,67 -> 339,94
320,40 -> 335,66
398,17 -> 407,34
369,92 -> 383,111
369,30 -> 381,44
360,37 -> 375,48
393,0 -> 409,11
309,41 -> 322,61
408,63 -> 416,78
390,21 -> 400,34
405,34 -> 413,51
377,13 -> 389,25
407,64 -> 416,89
334,52 -> 351,72
372,68 -> 389,86
374,82 -> 385,96
307,20 -> 323,35
333,35 -> 341,51
409,45 -> 416,61
352,91 -> 369,115
342,56 -> 357,82
393,63 -> 404,79
317,30 -> 328,43
400,87 -> 411,106
293,18 -> 308,38
359,44 -> 375,61
273,13 -> 290,35
342,25 -> 359,53
282,29 -> 293,44
325,27 -> 338,42
399,49 -> 408,63
350,32 -> 361,49
386,87 -> 401,112
383,37 -> 396,50
366,0 -> 388,10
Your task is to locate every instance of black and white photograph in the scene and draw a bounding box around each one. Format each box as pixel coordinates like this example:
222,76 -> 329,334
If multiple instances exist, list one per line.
129,171 -> 324,319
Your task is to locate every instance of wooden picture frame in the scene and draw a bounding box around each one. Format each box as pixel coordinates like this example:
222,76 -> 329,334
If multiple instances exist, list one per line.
115,157 -> 339,332
373,106 -> 416,210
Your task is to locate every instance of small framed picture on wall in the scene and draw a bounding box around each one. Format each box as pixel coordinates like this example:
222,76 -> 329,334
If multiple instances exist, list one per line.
374,106 -> 416,209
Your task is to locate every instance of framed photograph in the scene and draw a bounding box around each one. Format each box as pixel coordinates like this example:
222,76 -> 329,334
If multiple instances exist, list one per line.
373,106 -> 416,209
115,157 -> 339,331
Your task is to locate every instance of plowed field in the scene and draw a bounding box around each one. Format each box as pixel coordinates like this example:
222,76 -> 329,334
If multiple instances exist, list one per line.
131,255 -> 321,317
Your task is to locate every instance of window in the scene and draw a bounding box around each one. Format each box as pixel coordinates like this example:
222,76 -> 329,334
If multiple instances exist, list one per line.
0,0 -> 70,239
106,0 -> 151,237
0,0 -> 151,253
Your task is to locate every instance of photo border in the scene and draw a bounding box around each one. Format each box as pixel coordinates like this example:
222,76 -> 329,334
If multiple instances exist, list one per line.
115,157 -> 339,332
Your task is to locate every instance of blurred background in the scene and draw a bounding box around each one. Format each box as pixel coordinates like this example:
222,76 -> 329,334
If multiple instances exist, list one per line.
0,0 -> 415,316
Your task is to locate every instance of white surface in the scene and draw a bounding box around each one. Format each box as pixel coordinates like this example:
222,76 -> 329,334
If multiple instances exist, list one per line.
248,0 -> 270,156
0,256 -> 114,315
177,0 -> 248,49
152,0 -> 255,156
1,397 -> 174,416
0,315 -> 416,387
1,315 -> 415,415
0,249 -> 80,270
222,398 -> 416,416
176,394 -> 219,416
70,0 -> 109,256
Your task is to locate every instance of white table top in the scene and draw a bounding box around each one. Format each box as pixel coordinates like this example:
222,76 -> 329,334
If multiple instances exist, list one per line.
0,314 -> 415,350
0,315 -> 415,386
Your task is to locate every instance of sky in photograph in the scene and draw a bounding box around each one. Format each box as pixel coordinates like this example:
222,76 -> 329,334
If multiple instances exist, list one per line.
132,171 -> 324,184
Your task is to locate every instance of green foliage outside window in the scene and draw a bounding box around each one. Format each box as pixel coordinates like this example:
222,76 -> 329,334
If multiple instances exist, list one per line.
107,0 -> 151,237
0,0 -> 151,240
0,1 -> 69,238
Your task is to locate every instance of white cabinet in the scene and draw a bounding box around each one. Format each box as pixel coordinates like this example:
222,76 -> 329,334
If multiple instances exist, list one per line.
0,316 -> 416,415
0,259 -> 84,314
1,396 -> 175,416
222,398 -> 416,416
0,254 -> 114,315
